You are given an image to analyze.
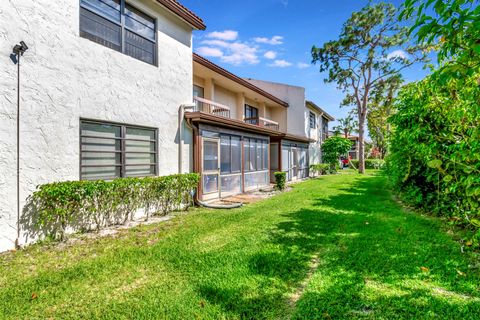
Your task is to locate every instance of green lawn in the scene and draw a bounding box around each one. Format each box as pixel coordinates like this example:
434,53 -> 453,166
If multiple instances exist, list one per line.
1,171 -> 479,319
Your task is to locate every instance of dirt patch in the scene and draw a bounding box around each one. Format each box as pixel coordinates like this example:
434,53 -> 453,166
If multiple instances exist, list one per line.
220,186 -> 293,204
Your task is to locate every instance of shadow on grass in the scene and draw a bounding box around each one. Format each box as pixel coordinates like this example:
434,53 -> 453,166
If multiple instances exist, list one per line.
198,175 -> 480,319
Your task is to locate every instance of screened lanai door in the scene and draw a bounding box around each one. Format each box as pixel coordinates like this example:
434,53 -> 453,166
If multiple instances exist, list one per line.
202,138 -> 220,201
201,134 -> 243,201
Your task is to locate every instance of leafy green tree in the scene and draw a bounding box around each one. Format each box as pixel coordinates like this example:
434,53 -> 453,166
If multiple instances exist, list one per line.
321,136 -> 353,172
312,2 -> 427,173
333,111 -> 358,138
402,0 -> 480,71
367,75 -> 403,159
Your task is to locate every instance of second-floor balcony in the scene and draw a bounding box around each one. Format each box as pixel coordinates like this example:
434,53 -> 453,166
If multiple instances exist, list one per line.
244,117 -> 280,131
193,96 -> 231,118
191,97 -> 280,132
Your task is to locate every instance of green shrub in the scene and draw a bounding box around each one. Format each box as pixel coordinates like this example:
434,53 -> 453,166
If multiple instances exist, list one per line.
31,173 -> 199,240
274,172 -> 287,191
321,137 -> 353,172
350,159 -> 385,170
310,164 -> 330,176
387,69 -> 480,244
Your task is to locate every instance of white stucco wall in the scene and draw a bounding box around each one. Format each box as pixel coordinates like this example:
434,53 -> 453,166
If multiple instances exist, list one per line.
0,0 -> 195,251
214,85 -> 238,119
308,109 -> 323,165
245,79 -> 308,138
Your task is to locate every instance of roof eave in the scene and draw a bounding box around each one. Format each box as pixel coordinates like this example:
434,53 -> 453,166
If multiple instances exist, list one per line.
193,54 -> 289,108
155,0 -> 206,30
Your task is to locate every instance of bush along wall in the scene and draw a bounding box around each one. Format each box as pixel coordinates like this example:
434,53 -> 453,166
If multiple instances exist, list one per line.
29,173 -> 199,241
387,70 -> 480,246
310,164 -> 331,176
274,172 -> 286,191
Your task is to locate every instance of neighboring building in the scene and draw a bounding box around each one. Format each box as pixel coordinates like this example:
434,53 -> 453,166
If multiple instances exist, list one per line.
244,79 -> 334,182
305,101 -> 334,164
329,130 -> 361,160
347,136 -> 360,160
188,54 -> 290,201
0,0 -> 205,251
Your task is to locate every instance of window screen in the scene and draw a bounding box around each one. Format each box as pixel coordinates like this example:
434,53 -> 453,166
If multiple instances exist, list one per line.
80,120 -> 157,180
80,0 -> 156,65
203,140 -> 218,171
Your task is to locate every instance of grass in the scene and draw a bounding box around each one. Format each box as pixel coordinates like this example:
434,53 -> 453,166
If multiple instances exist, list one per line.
1,171 -> 479,319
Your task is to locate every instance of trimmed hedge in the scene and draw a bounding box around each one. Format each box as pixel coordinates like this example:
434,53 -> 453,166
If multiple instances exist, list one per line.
349,159 -> 385,170
30,173 -> 199,240
310,164 -> 331,176
274,172 -> 287,191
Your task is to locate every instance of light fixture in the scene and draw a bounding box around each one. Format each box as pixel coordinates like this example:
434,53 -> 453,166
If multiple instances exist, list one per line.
13,41 -> 28,56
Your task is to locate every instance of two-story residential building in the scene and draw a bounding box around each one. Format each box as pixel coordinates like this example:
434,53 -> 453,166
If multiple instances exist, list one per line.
187,54 -> 290,201
0,0 -> 205,251
306,100 -> 335,164
0,0 -> 334,251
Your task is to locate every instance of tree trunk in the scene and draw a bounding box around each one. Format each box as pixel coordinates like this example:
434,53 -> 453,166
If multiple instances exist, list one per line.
358,117 -> 365,174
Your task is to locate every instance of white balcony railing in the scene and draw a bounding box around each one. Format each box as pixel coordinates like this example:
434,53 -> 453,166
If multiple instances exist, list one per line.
192,96 -> 230,118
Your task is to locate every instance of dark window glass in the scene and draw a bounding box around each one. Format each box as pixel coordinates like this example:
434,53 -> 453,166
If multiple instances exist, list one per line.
243,139 -> 250,172
309,112 -> 316,129
231,136 -> 241,173
256,140 -> 262,171
125,4 -> 155,39
80,120 -> 157,180
249,139 -> 256,171
80,8 -> 122,51
80,0 -> 156,65
81,0 -> 121,22
220,135 -> 231,174
245,105 -> 259,125
193,85 -> 204,98
263,141 -> 269,170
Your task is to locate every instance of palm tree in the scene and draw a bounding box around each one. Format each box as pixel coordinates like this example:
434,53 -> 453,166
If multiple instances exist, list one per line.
333,112 -> 358,138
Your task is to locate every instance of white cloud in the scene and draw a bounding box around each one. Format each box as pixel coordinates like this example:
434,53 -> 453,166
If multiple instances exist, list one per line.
201,39 -> 230,48
297,62 -> 310,69
253,36 -> 284,45
206,30 -> 238,41
199,39 -> 259,65
264,51 -> 277,59
280,0 -> 288,7
222,42 -> 259,65
387,50 -> 409,60
196,47 -> 224,58
268,59 -> 292,68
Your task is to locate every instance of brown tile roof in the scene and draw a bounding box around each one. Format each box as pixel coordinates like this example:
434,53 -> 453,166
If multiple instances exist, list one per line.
193,53 -> 289,108
155,0 -> 206,30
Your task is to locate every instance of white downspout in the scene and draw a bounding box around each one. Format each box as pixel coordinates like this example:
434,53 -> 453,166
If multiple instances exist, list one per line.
178,103 -> 196,174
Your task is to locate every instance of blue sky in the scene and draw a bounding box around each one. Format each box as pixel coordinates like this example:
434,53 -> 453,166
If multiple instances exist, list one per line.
182,0 -> 430,124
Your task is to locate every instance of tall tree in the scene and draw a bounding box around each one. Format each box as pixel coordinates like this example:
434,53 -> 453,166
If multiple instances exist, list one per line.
333,111 -> 358,138
367,75 -> 403,159
312,2 -> 427,173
